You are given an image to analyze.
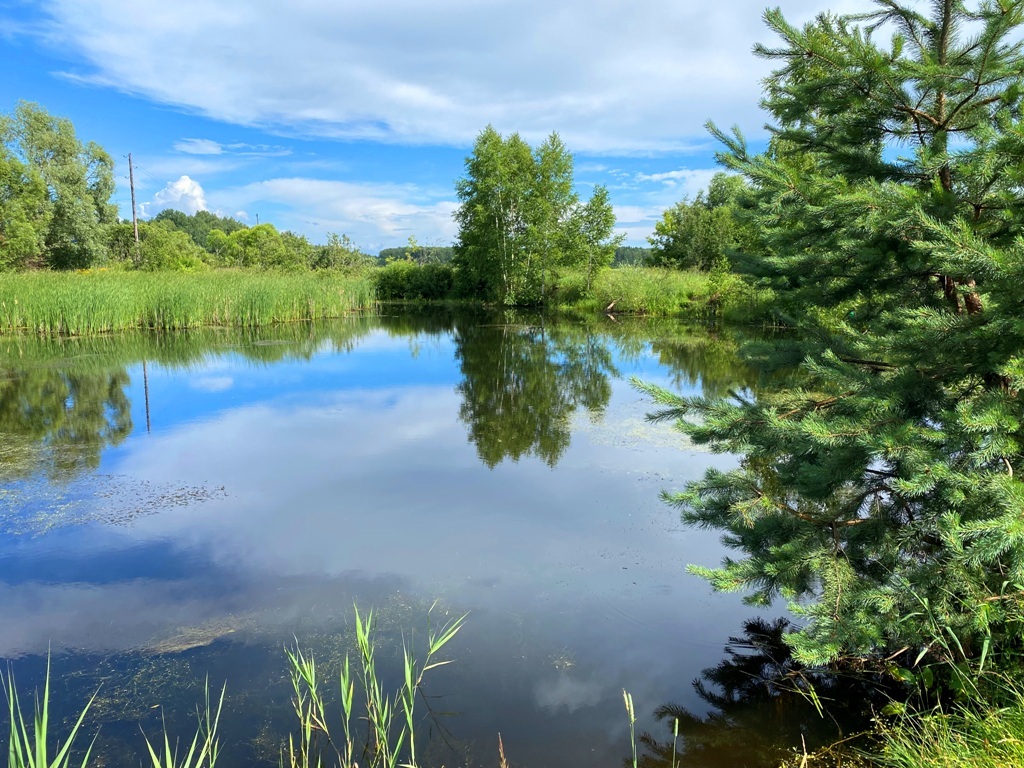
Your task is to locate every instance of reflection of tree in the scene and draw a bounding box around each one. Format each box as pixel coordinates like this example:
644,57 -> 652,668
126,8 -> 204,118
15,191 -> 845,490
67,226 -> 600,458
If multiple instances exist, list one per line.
455,319 -> 616,467
0,367 -> 132,481
634,618 -> 888,768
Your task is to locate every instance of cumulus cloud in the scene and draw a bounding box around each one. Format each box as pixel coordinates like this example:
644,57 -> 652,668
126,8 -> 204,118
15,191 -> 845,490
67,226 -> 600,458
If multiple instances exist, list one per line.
38,0 -> 867,153
151,175 -> 208,215
209,178 -> 458,250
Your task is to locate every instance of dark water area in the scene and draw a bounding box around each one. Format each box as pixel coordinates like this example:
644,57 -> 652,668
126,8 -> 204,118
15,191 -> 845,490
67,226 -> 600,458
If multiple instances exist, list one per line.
0,310 -> 864,767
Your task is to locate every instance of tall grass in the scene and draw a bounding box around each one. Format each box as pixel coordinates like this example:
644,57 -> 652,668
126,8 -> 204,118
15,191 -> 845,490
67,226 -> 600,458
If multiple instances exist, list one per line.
876,688 -> 1024,768
552,267 -> 774,322
141,682 -> 224,768
4,606 -> 465,768
284,603 -> 466,768
0,271 -> 376,335
5,658 -> 97,768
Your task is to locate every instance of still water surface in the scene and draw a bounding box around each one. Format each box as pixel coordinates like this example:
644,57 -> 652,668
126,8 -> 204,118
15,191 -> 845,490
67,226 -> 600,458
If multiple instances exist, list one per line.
0,311 -> 822,767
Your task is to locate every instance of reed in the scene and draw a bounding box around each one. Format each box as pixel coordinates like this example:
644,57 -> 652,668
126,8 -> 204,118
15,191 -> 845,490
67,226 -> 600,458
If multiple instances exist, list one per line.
0,271 -> 377,336
283,603 -> 466,768
5,657 -> 97,768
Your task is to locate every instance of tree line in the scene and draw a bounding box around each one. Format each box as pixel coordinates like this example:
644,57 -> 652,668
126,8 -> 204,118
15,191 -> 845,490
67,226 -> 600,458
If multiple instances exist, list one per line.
1,98 -> 735,307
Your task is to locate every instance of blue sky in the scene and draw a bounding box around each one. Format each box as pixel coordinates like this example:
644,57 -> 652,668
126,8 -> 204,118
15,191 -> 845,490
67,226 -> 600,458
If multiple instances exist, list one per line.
0,0 -> 860,253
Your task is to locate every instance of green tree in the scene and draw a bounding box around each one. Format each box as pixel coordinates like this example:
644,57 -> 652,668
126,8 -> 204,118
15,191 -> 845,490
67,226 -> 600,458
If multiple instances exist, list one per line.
570,185 -> 623,290
647,173 -> 753,271
207,223 -> 307,269
107,220 -> 210,271
152,209 -> 248,251
641,0 -> 1024,668
0,140 -> 50,270
0,102 -> 116,269
312,232 -> 374,270
454,126 -> 535,303
453,126 -> 619,304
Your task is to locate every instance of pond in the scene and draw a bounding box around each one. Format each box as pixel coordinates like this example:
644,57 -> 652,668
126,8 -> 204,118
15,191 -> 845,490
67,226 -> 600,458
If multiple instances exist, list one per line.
0,310 -> 845,767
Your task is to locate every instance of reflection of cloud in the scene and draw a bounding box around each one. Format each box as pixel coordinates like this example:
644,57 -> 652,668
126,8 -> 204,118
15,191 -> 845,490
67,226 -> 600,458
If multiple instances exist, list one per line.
535,674 -> 604,713
190,376 -> 234,393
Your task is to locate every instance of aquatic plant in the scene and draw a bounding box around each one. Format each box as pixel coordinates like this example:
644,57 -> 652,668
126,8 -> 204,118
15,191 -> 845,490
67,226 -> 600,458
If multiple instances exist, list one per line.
141,681 -> 224,768
284,603 -> 465,768
0,271 -> 376,335
4,658 -> 97,768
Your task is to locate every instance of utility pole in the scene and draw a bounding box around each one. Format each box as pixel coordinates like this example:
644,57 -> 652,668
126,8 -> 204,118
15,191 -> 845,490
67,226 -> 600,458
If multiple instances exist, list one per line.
128,153 -> 140,244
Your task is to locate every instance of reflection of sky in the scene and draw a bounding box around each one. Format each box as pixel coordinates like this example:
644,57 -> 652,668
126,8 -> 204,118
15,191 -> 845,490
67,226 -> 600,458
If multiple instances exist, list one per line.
0,323 -> 768,767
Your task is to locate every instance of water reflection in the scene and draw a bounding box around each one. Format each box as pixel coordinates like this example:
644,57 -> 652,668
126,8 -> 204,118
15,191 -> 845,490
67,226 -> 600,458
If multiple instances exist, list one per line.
455,319 -> 616,467
0,367 -> 131,481
635,618 -> 890,768
0,313 -> 793,767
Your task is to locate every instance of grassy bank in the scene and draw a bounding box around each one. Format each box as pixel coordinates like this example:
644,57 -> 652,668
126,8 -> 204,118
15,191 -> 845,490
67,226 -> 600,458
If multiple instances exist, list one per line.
551,266 -> 774,322
0,270 -> 376,335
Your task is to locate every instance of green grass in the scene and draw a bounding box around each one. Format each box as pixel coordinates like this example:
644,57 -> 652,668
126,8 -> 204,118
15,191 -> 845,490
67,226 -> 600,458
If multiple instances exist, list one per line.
0,270 -> 377,335
873,691 -> 1024,768
5,657 -> 97,768
551,267 -> 774,322
4,606 -> 466,768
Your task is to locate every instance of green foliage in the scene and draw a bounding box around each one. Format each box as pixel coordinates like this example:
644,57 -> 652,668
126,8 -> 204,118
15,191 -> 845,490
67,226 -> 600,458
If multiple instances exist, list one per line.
877,683 -> 1024,768
583,266 -> 772,321
206,223 -> 310,270
141,682 -> 223,768
641,0 -> 1024,669
5,658 -> 97,768
0,270 -> 376,334
647,172 -> 756,271
377,239 -> 454,265
0,102 -> 116,270
453,126 -> 620,305
613,246 -> 652,267
107,221 -> 210,271
374,260 -> 454,301
151,209 -> 247,251
312,233 -> 375,271
284,604 -> 465,768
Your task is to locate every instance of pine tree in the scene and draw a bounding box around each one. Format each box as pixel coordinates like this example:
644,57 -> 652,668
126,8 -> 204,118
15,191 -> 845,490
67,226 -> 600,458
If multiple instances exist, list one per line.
640,0 -> 1024,668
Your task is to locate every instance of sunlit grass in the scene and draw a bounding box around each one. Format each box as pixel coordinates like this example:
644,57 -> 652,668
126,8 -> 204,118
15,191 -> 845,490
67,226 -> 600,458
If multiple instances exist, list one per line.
552,267 -> 774,321
4,606 -> 466,768
875,689 -> 1024,768
0,271 -> 376,335
284,603 -> 466,768
5,657 -> 97,768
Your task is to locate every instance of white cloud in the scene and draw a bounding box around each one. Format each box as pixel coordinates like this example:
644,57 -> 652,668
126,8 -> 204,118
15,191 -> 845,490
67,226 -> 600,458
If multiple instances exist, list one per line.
39,0 -> 868,153
174,138 -> 223,155
174,138 -> 292,157
151,175 -> 208,215
210,178 -> 458,250
636,168 -> 719,197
